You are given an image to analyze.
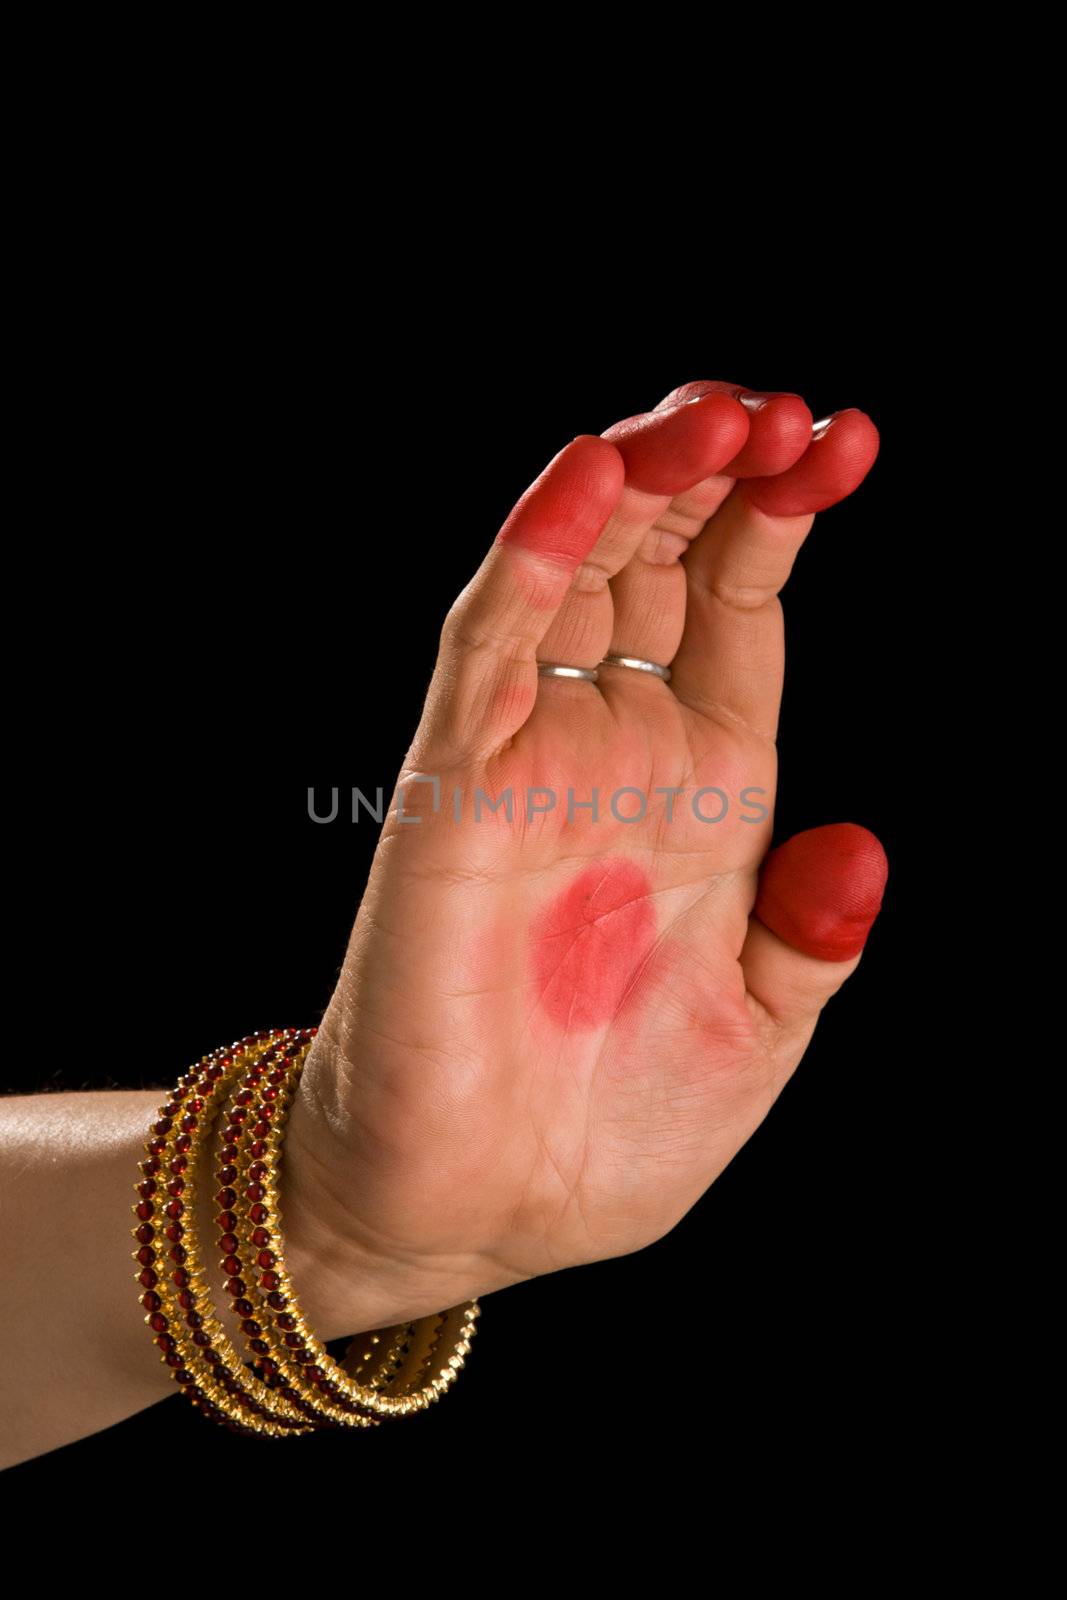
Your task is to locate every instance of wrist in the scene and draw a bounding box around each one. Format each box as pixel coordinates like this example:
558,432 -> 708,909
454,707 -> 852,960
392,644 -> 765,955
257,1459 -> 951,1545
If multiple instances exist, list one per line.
280,1054 -> 513,1338
272,1077 -> 400,1339
275,1069 -> 465,1339
189,1070 -> 409,1343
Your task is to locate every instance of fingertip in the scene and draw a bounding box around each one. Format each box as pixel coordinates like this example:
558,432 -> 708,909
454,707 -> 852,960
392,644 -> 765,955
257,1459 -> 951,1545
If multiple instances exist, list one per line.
816,406 -> 880,460
601,392 -> 750,496
822,821 -> 889,898
753,821 -> 888,963
727,393 -> 815,478
566,432 -> 629,496
495,432 -> 626,566
652,378 -> 734,411
740,406 -> 881,516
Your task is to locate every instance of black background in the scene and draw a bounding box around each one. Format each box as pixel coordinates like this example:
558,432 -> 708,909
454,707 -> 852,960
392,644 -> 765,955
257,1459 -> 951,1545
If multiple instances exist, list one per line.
5,293 -> 952,1521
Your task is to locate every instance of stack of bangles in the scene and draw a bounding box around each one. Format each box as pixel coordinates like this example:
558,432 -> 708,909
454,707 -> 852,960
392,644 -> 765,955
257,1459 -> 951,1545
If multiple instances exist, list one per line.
132,1026 -> 480,1436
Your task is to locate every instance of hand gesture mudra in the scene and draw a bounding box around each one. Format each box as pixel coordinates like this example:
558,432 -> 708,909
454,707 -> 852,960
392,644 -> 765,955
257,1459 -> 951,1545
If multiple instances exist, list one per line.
282,378 -> 888,1337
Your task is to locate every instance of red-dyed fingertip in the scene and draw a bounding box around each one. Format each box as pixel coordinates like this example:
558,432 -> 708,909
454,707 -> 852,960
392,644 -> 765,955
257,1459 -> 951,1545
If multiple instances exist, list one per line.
753,822 -> 888,962
495,434 -> 626,566
726,393 -> 815,478
600,391 -> 750,497
740,408 -> 880,517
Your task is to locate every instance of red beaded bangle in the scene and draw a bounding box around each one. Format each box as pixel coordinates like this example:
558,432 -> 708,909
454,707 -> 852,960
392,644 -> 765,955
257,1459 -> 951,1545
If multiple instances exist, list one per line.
132,1029 -> 334,1435
135,1027 -> 480,1436
216,1033 -> 481,1424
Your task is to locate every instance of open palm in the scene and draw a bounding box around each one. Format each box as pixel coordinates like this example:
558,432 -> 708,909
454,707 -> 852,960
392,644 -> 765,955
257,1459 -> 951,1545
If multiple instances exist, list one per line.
289,379 -> 888,1332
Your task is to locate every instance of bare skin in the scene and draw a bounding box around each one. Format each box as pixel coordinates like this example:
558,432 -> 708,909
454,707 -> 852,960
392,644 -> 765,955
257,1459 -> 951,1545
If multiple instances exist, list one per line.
0,377 -> 884,1468
281,377 -> 884,1332
0,1089 -> 360,1467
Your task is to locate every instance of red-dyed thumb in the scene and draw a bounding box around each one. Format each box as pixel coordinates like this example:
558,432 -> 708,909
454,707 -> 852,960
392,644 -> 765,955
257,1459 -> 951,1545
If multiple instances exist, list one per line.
740,824 -> 888,1028
753,822 -> 888,962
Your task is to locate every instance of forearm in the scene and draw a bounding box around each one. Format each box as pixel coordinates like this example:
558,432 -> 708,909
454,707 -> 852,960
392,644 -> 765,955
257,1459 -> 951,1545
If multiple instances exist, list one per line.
0,1081 -> 405,1470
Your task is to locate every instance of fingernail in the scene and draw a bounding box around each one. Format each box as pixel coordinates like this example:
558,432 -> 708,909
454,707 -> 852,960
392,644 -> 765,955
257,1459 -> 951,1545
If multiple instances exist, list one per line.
739,390 -> 772,412
811,414 -> 836,438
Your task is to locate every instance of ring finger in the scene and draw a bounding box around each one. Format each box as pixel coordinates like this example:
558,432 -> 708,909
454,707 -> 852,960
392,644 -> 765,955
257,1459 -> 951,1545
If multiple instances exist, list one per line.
601,381 -> 814,680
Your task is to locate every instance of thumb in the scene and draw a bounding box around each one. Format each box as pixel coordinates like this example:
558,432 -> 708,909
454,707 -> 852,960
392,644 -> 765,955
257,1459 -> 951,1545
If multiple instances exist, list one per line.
741,823 -> 889,1028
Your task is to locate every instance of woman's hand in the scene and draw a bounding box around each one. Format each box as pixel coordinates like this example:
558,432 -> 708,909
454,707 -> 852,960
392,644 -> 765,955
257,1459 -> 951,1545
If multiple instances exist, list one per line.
281,378 -> 888,1337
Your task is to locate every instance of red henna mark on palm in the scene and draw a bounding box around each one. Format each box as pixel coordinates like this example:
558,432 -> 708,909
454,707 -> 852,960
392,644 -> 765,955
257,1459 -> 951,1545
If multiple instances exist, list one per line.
530,858 -> 657,1031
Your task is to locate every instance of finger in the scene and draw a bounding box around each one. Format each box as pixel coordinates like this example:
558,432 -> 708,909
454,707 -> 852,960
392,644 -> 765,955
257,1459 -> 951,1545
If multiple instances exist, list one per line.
602,390 -> 751,494
601,381 -> 812,678
534,392 -> 749,677
741,823 -> 889,1028
653,378 -> 814,477
671,409 -> 881,740
412,435 -> 626,766
741,406 -> 880,515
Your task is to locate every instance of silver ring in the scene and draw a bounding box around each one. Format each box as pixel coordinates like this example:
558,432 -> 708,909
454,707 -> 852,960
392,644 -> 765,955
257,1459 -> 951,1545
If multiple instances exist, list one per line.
537,662 -> 599,683
599,653 -> 672,683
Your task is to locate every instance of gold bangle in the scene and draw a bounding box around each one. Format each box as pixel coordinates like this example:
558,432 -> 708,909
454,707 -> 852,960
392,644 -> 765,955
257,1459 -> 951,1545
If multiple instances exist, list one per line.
134,1026 -> 479,1435
217,1035 -> 480,1424
133,1028 -> 327,1434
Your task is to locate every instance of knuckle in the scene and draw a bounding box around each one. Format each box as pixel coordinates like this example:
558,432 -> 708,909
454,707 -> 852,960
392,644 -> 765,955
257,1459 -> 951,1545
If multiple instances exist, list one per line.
708,577 -> 779,612
442,596 -> 532,658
